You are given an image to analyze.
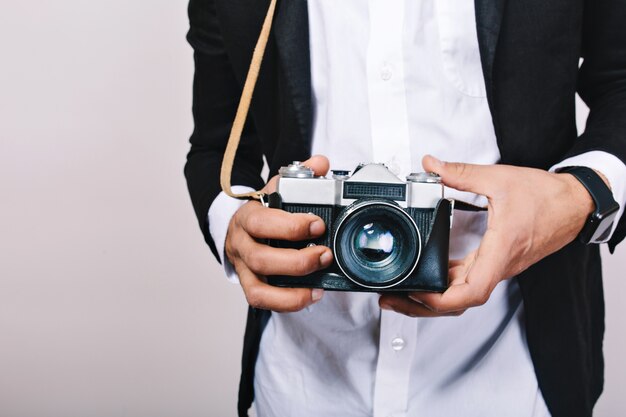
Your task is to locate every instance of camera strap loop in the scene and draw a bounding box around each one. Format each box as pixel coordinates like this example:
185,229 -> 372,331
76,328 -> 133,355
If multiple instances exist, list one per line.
220,0 -> 278,201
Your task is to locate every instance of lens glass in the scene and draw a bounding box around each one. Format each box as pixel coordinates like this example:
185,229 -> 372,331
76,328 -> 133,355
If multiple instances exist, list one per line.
354,222 -> 396,264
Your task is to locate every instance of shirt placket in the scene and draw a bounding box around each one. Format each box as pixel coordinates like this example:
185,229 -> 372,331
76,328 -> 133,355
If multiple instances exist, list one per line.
366,1 -> 417,416
373,310 -> 418,417
366,0 -> 413,178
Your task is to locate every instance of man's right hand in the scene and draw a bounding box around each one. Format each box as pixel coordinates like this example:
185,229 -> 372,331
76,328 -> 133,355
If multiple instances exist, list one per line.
225,155 -> 333,312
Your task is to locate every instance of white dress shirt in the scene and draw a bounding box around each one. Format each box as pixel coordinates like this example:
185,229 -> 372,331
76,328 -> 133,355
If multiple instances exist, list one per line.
208,1 -> 626,416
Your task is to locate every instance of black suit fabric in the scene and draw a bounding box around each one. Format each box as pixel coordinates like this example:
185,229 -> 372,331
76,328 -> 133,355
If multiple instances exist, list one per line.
185,0 -> 626,416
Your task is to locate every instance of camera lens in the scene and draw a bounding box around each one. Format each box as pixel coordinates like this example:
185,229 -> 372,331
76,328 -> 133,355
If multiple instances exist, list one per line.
333,200 -> 421,289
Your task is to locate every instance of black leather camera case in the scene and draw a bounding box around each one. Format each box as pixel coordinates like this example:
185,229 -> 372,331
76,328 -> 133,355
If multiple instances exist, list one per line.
266,194 -> 450,293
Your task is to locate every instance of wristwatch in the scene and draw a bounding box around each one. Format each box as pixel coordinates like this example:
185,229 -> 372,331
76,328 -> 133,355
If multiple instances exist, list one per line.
558,166 -> 620,244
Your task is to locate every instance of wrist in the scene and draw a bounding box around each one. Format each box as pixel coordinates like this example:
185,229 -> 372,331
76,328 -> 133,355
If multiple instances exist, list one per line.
556,167 -> 620,243
557,172 -> 595,218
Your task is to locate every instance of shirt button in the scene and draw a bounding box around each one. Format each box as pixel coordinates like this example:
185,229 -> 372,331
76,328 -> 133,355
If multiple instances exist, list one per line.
381,65 -> 393,81
391,337 -> 405,351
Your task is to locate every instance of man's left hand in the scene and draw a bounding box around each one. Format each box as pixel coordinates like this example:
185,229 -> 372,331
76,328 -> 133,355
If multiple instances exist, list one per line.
379,155 -> 600,317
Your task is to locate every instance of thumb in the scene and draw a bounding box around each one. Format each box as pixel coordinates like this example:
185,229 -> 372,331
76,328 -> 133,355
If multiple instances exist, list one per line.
302,154 -> 330,177
422,154 -> 491,196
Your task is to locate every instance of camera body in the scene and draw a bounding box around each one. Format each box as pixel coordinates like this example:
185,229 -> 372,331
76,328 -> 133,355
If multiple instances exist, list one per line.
267,162 -> 452,292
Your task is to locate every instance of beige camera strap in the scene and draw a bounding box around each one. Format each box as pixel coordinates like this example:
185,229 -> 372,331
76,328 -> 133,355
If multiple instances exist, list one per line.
220,0 -> 277,201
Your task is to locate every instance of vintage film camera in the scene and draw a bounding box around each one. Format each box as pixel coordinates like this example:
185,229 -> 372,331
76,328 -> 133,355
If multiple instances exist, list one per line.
267,162 -> 452,292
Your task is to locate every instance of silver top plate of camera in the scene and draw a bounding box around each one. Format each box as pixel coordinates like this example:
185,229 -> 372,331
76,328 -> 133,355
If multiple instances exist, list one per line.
277,162 -> 444,208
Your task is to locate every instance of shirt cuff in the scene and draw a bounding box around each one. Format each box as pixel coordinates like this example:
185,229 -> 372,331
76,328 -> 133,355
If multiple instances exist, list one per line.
208,186 -> 256,283
550,151 -> 626,243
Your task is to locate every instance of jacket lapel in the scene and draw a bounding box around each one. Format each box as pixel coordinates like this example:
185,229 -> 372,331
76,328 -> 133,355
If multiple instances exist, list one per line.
273,0 -> 312,147
474,0 -> 508,109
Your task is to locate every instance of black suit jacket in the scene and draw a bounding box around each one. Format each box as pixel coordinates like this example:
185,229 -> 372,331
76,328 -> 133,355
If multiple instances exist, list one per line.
185,0 -> 626,416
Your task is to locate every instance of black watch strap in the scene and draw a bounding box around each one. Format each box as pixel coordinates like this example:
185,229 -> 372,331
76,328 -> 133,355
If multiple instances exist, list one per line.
558,166 -> 620,244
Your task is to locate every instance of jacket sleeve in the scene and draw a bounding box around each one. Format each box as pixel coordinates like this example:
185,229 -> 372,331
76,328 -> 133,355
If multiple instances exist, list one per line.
185,0 -> 265,260
561,0 -> 626,252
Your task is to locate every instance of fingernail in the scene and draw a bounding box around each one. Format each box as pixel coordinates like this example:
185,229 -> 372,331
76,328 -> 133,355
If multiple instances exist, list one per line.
320,250 -> 332,267
312,288 -> 324,302
428,155 -> 444,168
309,219 -> 325,236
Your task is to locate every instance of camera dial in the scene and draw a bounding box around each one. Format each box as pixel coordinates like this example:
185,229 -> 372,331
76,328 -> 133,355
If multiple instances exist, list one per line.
407,172 -> 442,183
279,161 -> 315,178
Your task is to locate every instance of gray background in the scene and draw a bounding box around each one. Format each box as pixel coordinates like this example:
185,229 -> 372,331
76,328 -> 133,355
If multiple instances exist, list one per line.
0,1 -> 624,416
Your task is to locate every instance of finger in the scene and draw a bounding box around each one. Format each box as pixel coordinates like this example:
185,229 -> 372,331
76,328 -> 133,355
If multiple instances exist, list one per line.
239,233 -> 333,276
376,254 -> 475,317
409,231 -> 504,312
261,175 -> 279,194
237,263 -> 324,312
238,202 -> 326,240
448,251 -> 477,285
379,294 -> 466,317
302,154 -> 330,177
422,154 -> 494,196
449,258 -> 466,269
